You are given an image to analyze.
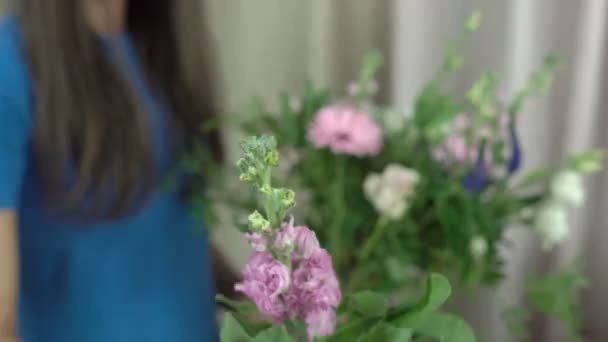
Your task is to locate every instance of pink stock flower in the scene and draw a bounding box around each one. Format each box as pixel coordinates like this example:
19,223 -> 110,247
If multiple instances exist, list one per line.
235,252 -> 291,322
275,219 -> 321,259
294,226 -> 321,260
246,233 -> 268,252
308,105 -> 383,157
305,309 -> 337,341
288,250 -> 341,341
274,220 -> 297,252
238,217 -> 341,339
291,250 -> 341,312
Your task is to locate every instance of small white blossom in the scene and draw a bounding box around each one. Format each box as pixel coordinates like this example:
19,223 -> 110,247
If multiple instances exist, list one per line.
534,203 -> 569,249
469,236 -> 488,259
363,164 -> 420,220
289,96 -> 302,113
551,170 -> 584,207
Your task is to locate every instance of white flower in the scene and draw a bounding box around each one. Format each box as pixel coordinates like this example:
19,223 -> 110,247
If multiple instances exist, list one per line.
469,236 -> 488,259
364,164 -> 420,220
551,171 -> 585,207
534,203 -> 569,249
289,96 -> 302,113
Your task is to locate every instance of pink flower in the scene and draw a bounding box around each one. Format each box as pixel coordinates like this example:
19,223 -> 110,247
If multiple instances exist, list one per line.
274,220 -> 297,252
291,250 -> 341,312
235,252 -> 291,322
293,226 -> 321,260
308,105 -> 383,157
275,220 -> 321,259
305,309 -> 337,341
433,135 -> 468,163
454,113 -> 470,131
246,233 -> 268,252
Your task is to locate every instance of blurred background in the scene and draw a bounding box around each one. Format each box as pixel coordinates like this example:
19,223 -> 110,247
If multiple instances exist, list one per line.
2,0 -> 608,341
206,1 -> 608,341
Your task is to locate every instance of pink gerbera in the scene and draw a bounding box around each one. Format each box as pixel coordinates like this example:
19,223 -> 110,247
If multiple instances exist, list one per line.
308,105 -> 383,157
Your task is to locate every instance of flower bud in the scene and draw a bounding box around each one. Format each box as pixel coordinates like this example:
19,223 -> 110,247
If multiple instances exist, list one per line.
470,236 -> 488,259
569,150 -> 604,174
551,171 -> 584,207
465,11 -> 482,32
265,151 -> 280,167
248,210 -> 270,232
277,188 -> 296,209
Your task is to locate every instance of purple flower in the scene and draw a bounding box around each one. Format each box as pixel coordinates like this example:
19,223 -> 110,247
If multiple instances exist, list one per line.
235,252 -> 291,322
246,233 -> 268,252
287,250 -> 341,341
294,226 -> 321,260
305,309 -> 337,341
274,219 -> 297,252
291,250 -> 341,312
507,116 -> 522,174
463,141 -> 489,192
308,105 -> 383,157
274,219 -> 321,259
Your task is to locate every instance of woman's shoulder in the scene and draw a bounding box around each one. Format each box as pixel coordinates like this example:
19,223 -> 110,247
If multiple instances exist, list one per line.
0,15 -> 26,64
0,15 -> 34,115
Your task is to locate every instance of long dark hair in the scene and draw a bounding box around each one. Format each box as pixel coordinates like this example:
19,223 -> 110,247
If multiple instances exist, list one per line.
19,0 -> 222,219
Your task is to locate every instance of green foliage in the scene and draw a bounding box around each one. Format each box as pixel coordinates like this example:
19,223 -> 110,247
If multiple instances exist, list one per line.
510,54 -> 560,114
349,291 -> 390,318
409,312 -> 477,342
221,313 -> 255,342
253,327 -> 293,342
567,149 -> 604,173
356,323 -> 412,342
526,270 -> 590,339
359,50 -> 384,87
326,273 -> 475,342
465,11 -> 482,32
390,273 -> 452,326
220,313 -> 294,342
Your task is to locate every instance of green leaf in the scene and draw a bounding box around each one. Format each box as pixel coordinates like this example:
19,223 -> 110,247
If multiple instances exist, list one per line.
327,317 -> 379,342
410,312 -> 477,342
390,273 -> 452,326
526,270 -> 590,338
233,313 -> 273,338
359,50 -> 384,84
220,313 -> 253,342
356,322 -> 412,342
515,168 -> 554,188
567,149 -> 605,173
465,10 -> 482,32
349,291 -> 389,318
253,326 -> 293,342
216,295 -> 258,315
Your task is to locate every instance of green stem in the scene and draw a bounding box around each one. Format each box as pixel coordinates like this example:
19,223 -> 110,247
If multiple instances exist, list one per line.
358,217 -> 389,261
261,168 -> 280,228
329,157 -> 347,264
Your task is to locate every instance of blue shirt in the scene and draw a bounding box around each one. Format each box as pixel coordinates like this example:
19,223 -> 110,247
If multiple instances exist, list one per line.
0,17 -> 217,342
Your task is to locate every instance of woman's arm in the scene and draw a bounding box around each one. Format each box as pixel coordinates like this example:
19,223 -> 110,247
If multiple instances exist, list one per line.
0,212 -> 19,341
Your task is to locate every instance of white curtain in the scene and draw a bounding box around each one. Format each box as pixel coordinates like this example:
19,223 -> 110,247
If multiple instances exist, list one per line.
391,1 -> 608,341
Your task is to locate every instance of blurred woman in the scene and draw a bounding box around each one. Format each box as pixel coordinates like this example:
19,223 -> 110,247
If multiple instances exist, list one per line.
0,1 -> 233,341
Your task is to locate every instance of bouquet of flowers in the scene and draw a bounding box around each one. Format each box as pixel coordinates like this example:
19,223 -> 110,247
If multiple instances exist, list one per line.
217,135 -> 475,341
193,11 -> 603,340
